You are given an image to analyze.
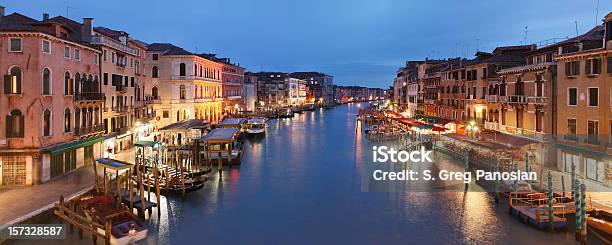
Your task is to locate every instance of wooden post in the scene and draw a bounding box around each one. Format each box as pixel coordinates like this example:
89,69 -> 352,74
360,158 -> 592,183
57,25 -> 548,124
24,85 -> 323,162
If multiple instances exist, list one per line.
561,175 -> 566,197
154,164 -> 161,208
129,169 -> 133,211
116,169 -> 120,202
580,183 -> 587,245
104,173 -> 109,195
547,172 -> 554,232
104,221 -> 111,245
137,161 -> 146,217
538,168 -> 543,190
93,160 -> 99,193
575,179 -> 581,241
180,166 -> 186,199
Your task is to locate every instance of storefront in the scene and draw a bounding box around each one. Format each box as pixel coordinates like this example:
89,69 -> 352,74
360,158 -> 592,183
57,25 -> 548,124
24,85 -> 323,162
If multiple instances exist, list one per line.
557,144 -> 611,187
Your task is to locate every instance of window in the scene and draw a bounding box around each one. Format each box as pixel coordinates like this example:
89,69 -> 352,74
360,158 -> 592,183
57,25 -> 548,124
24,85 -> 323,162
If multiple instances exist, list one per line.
4,66 -> 22,94
103,73 -> 108,85
130,77 -> 135,87
180,63 -> 186,76
64,71 -> 72,95
568,88 -> 577,106
608,57 -> 612,74
152,53 -> 159,60
42,68 -> 51,95
565,61 -> 579,76
587,120 -> 599,144
74,49 -> 80,60
585,58 -> 600,75
94,54 -> 99,65
152,66 -> 159,78
42,40 -> 51,54
43,109 -> 51,136
64,46 -> 70,58
588,87 -> 598,107
6,110 -> 24,138
162,110 -> 169,118
64,108 -> 71,133
103,50 -> 107,61
567,118 -> 577,138
152,87 -> 159,99
9,38 -> 21,52
180,85 -> 186,99
112,52 -> 115,63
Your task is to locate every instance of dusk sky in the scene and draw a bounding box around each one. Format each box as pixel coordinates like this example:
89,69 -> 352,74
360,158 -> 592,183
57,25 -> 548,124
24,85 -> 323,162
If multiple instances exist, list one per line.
6,0 -> 612,88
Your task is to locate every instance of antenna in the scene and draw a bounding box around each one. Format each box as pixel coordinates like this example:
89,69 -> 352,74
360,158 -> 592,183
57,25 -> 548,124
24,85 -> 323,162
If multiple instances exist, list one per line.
524,26 -> 528,44
66,6 -> 74,17
595,0 -> 600,25
574,21 -> 579,37
476,39 -> 479,52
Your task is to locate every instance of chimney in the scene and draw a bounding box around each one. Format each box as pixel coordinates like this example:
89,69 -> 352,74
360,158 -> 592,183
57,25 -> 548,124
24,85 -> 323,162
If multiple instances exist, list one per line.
81,18 -> 93,43
0,6 -> 5,19
43,13 -> 49,21
605,12 -> 612,49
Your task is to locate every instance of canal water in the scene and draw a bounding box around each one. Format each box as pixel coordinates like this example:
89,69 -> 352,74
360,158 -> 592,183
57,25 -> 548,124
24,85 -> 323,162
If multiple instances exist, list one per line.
14,103 -> 591,244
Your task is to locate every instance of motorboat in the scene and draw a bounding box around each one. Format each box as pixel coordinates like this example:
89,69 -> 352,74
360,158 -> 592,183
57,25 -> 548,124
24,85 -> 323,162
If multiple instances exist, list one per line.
247,117 -> 267,134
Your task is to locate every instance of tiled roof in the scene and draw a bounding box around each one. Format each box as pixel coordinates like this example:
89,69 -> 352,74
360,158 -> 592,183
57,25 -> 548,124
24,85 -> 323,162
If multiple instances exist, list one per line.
289,72 -> 331,79
147,43 -> 193,55
94,26 -> 128,41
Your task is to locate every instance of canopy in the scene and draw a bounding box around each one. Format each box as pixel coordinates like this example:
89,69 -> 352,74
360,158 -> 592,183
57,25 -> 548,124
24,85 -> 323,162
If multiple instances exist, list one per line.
202,128 -> 239,143
218,118 -> 246,128
159,119 -> 210,131
45,136 -> 104,155
96,158 -> 134,171
134,140 -> 161,148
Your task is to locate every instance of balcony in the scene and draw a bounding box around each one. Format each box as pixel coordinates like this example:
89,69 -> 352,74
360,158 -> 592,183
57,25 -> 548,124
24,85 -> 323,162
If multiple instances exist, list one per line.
507,95 -> 526,103
115,62 -> 127,68
195,97 -> 214,103
74,125 -> 105,137
563,135 -> 579,141
74,92 -> 104,101
584,136 -> 600,145
526,96 -> 547,104
91,36 -> 138,56
499,124 -> 547,141
485,95 -> 498,103
485,121 -> 499,131
115,85 -> 127,93
112,126 -> 129,135
112,106 -> 129,113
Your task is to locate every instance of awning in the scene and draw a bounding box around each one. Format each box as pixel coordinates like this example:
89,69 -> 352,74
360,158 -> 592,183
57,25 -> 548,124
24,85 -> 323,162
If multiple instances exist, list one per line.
432,126 -> 447,132
134,140 -> 161,148
96,158 -> 134,171
45,136 -> 104,155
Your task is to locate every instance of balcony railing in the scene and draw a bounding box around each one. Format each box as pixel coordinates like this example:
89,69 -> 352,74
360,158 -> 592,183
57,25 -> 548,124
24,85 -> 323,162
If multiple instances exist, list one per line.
563,135 -> 579,141
115,85 -> 127,93
74,92 -> 104,101
507,95 -> 526,103
485,95 -> 498,103
526,96 -> 547,104
74,125 -> 105,136
485,121 -> 500,131
499,124 -> 547,141
112,106 -> 129,113
584,136 -> 600,145
91,36 -> 138,56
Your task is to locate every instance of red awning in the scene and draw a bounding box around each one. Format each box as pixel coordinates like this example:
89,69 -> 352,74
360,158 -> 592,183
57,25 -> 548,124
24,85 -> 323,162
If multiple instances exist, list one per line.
432,126 -> 446,132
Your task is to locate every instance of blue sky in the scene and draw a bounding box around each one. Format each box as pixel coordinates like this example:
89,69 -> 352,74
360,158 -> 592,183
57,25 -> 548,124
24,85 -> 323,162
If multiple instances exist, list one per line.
4,0 -> 612,88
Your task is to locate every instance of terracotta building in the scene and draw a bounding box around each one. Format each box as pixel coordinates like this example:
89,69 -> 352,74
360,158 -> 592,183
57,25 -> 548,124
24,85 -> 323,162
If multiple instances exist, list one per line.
0,8 -> 104,185
146,43 -> 224,127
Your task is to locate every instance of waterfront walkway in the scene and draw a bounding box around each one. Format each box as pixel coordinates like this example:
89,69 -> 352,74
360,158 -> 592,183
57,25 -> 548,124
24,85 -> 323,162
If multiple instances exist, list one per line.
0,148 -> 136,229
0,166 -> 94,229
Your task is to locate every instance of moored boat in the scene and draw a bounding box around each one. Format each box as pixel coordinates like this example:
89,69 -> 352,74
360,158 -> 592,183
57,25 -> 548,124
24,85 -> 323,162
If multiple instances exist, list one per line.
588,210 -> 612,244
277,108 -> 294,118
247,117 -> 267,134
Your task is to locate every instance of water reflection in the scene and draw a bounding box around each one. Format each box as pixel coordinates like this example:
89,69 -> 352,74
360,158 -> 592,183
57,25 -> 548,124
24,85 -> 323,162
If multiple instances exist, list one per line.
12,102 -> 579,245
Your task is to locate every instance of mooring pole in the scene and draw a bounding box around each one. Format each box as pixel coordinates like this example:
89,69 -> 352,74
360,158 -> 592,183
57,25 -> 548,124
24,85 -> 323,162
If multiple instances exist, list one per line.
494,158 -> 500,204
574,179 -> 581,241
580,183 -> 587,245
547,172 -> 554,232
513,162 -> 519,193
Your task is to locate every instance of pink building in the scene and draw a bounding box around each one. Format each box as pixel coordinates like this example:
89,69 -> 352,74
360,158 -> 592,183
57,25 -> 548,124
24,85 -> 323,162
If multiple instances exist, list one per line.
0,8 -> 104,185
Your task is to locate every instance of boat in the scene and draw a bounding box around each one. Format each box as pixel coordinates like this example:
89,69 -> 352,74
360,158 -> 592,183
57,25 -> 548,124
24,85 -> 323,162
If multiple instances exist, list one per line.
81,195 -> 148,245
588,210 -> 612,244
203,127 -> 244,165
508,192 -> 568,230
277,108 -> 294,118
247,117 -> 267,134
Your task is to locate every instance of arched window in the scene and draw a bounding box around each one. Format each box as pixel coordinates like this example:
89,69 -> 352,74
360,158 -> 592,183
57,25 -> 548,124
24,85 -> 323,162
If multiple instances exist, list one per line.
43,109 -> 51,136
152,86 -> 159,99
152,66 -> 159,78
64,108 -> 71,133
6,109 -> 24,138
74,73 -> 81,95
195,86 -> 198,98
179,63 -> 186,76
64,71 -> 72,95
42,68 -> 51,95
180,85 -> 186,100
199,66 -> 202,77
4,66 -> 22,94
194,64 -> 198,76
